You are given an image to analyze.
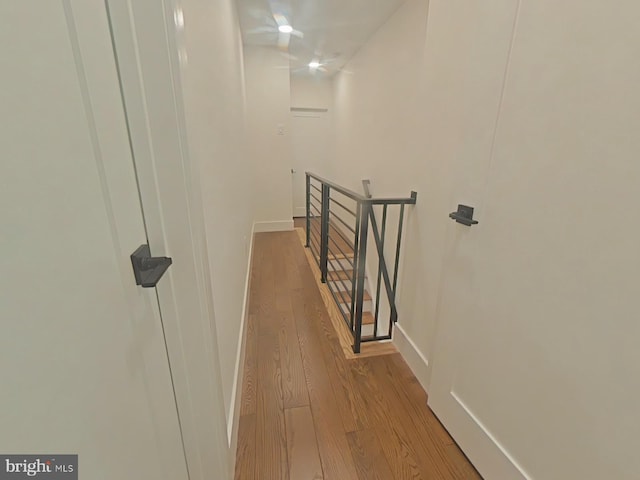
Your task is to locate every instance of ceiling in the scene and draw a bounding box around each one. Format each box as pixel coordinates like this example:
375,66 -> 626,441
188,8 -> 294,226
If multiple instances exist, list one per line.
235,0 -> 407,76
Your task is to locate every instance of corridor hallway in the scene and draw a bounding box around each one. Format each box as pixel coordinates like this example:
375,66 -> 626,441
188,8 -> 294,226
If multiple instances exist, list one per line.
234,229 -> 481,479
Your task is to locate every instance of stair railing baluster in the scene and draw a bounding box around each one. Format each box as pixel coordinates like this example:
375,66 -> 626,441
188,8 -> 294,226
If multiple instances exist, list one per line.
373,204 -> 388,339
319,183 -> 330,283
349,201 -> 362,332
353,201 -> 370,354
305,174 -> 311,247
389,203 -> 406,336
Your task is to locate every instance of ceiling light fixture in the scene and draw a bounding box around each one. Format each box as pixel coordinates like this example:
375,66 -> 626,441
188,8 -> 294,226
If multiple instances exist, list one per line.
308,61 -> 321,69
278,25 -> 293,34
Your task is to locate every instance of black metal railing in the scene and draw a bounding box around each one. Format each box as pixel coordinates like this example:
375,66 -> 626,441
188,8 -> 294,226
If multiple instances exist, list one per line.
305,172 -> 417,353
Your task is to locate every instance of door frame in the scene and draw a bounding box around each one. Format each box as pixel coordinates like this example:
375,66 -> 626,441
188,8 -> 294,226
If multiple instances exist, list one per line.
106,1 -> 230,478
290,107 -> 330,218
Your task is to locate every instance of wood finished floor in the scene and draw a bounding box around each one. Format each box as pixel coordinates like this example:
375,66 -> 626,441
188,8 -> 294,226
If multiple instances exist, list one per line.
235,230 -> 481,480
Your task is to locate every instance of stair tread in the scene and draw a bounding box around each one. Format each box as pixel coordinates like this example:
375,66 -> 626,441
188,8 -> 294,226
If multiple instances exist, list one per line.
307,234 -> 355,258
307,225 -> 355,257
308,246 -> 355,261
330,284 -> 372,302
327,269 -> 354,281
337,304 -> 375,325
328,251 -> 354,260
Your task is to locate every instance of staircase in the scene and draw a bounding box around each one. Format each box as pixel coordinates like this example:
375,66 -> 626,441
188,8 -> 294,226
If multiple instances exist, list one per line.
308,219 -> 376,336
305,173 -> 417,353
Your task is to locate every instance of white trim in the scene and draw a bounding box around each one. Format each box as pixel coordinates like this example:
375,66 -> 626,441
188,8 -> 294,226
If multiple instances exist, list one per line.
253,220 -> 294,233
227,223 -> 255,450
450,392 -> 531,480
392,322 -> 430,390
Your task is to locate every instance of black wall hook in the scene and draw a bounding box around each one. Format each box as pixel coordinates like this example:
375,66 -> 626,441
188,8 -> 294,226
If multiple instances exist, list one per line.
130,244 -> 173,287
449,204 -> 478,226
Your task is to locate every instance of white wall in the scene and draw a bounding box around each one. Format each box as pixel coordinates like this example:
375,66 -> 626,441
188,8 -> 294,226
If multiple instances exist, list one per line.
332,0 -> 518,378
244,46 -> 294,231
290,75 -> 333,110
177,0 -> 254,437
332,0 -> 440,375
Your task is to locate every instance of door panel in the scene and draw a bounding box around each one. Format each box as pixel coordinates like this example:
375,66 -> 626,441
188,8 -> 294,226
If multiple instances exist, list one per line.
426,0 -> 526,477
106,1 -> 232,477
0,2 -> 187,478
291,110 -> 330,217
429,1 -> 640,479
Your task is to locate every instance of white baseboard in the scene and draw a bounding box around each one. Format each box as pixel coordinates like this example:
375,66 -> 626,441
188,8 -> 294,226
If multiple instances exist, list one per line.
253,220 -> 294,233
227,223 -> 255,460
449,392 -> 531,479
392,322 -> 430,391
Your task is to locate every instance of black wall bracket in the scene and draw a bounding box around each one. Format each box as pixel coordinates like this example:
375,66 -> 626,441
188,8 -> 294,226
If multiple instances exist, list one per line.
449,204 -> 479,226
130,244 -> 173,288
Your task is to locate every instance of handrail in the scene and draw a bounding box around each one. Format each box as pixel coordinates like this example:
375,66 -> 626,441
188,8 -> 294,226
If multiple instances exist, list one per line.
305,172 -> 417,353
306,172 -> 367,201
307,171 -> 417,206
368,193 -> 417,205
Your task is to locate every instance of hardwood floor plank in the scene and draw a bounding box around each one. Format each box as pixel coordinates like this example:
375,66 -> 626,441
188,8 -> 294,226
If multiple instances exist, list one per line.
370,356 -> 481,479
271,232 -> 293,290
240,314 -> 258,416
285,406 -> 324,480
369,356 -> 451,478
255,412 -> 288,478
385,353 -> 456,447
283,230 -> 304,288
324,339 -> 371,433
291,293 -> 360,480
292,270 -> 360,422
255,331 -> 288,480
294,266 -> 370,432
445,443 -> 483,479
350,358 -> 435,479
279,298 -> 309,409
374,356 -> 465,468
346,428 -> 395,480
250,233 -> 276,317
234,414 -> 256,480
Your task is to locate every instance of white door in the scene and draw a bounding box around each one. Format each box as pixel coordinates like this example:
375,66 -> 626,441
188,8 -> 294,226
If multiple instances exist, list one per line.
0,2 -> 188,479
429,1 -> 640,479
291,110 -> 331,217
